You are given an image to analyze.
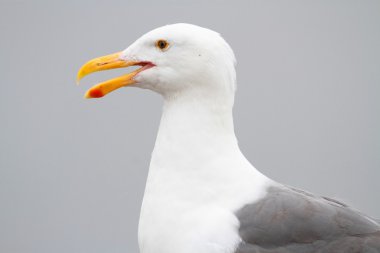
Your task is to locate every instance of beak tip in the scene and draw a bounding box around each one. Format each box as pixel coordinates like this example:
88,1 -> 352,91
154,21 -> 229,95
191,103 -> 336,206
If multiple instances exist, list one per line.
76,71 -> 84,85
85,88 -> 104,99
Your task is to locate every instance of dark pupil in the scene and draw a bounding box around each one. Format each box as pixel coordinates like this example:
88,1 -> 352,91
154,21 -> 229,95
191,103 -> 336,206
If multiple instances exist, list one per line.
159,41 -> 166,48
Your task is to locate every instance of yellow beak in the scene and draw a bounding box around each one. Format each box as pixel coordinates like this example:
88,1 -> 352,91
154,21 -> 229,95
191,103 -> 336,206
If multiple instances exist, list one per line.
77,52 -> 150,98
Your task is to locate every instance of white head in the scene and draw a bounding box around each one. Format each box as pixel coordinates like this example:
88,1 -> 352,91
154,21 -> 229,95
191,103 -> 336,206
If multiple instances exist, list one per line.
77,23 -> 236,104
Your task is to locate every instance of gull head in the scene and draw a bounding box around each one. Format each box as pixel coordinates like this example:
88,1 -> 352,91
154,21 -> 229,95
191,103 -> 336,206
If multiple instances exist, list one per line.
77,23 -> 236,101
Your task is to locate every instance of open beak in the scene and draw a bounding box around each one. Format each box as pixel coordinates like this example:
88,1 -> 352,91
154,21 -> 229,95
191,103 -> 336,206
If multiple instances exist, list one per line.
77,52 -> 154,98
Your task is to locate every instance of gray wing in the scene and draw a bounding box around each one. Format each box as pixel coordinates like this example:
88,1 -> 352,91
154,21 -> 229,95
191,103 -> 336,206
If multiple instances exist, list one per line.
235,185 -> 380,253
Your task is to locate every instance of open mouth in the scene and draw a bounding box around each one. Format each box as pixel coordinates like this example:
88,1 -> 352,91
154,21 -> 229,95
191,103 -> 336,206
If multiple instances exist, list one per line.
136,61 -> 156,72
77,52 -> 155,98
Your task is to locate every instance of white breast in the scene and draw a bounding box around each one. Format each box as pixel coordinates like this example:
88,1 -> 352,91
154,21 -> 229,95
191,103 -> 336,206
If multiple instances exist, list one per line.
138,129 -> 271,253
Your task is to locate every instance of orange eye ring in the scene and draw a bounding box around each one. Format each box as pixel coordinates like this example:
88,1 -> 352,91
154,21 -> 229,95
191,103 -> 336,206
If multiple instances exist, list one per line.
156,39 -> 169,51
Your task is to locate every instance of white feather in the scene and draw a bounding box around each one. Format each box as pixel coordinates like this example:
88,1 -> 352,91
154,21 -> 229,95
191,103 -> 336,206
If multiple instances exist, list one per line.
121,23 -> 273,253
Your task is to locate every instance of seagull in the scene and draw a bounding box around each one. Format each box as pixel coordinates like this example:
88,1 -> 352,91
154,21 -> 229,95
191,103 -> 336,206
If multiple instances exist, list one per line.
77,23 -> 380,253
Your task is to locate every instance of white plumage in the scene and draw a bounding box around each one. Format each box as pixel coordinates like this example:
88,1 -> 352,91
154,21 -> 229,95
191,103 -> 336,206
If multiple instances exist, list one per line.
124,24 -> 272,253
78,23 -> 380,253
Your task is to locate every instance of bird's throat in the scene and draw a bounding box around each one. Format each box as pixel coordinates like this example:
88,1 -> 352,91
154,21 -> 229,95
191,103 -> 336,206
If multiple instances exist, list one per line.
151,94 -> 239,173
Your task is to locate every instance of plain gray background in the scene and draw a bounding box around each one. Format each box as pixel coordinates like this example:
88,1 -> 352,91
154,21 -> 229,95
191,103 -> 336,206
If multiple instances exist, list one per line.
0,0 -> 379,252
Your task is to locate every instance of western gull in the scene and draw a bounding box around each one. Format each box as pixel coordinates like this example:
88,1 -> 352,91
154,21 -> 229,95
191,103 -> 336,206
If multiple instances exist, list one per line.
77,23 -> 380,253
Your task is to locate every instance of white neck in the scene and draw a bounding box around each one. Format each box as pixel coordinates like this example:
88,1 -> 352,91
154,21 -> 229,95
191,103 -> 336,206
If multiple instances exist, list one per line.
138,90 -> 272,253
145,90 -> 270,206
154,91 -> 238,167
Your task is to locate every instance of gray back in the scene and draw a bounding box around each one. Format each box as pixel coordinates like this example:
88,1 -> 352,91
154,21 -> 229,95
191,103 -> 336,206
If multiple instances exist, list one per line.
235,186 -> 380,253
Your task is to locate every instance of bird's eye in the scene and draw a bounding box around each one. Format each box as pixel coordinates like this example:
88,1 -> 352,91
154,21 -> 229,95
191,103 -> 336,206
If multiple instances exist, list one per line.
156,39 -> 169,51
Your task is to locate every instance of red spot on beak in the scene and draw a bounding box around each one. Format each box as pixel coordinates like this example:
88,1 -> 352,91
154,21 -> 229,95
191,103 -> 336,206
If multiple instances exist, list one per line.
88,88 -> 104,98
